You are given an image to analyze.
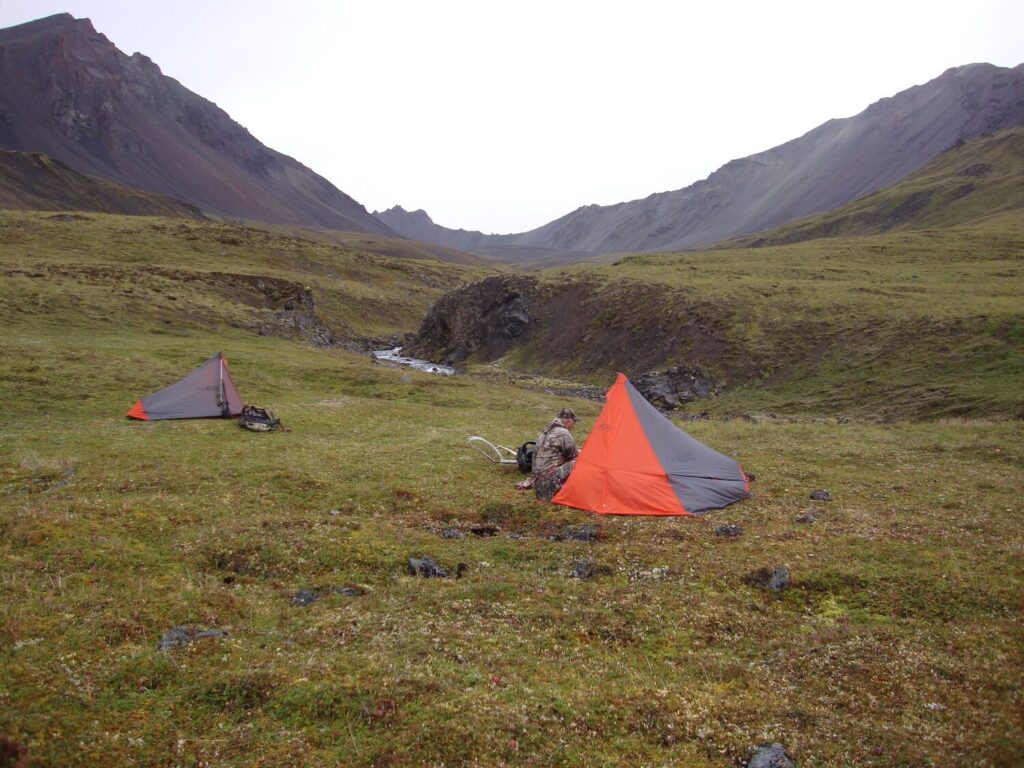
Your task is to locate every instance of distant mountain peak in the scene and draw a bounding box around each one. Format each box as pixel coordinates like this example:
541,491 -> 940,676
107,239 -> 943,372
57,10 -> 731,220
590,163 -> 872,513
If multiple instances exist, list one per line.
0,13 -> 394,236
374,206 -> 436,225
0,13 -> 98,42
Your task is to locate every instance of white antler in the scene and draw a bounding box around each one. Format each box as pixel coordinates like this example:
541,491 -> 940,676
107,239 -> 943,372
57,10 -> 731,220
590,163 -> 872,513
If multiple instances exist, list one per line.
467,436 -> 518,464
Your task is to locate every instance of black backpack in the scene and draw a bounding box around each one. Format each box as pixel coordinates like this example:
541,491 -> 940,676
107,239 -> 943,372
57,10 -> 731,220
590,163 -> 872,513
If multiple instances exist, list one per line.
515,441 -> 536,474
238,405 -> 283,432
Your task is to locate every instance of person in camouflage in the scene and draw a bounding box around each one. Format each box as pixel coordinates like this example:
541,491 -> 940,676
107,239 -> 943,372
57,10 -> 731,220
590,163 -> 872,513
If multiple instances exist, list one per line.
532,408 -> 579,502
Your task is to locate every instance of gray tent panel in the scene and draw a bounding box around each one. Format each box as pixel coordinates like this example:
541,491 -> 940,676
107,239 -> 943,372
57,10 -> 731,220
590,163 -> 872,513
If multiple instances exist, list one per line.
128,352 -> 242,421
625,378 -> 749,515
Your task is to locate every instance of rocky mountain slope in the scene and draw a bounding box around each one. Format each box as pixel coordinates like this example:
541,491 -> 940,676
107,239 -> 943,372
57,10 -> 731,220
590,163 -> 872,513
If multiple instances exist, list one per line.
717,126 -> 1024,248
0,149 -> 204,218
384,63 -> 1024,260
0,14 -> 394,235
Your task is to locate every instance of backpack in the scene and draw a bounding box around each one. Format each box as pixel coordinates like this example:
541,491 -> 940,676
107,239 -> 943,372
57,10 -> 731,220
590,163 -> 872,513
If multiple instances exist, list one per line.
238,405 -> 283,432
515,441 -> 536,474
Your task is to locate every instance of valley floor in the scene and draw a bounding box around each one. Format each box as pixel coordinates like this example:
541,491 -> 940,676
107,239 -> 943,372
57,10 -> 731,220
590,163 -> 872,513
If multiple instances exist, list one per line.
1,328 -> 1021,767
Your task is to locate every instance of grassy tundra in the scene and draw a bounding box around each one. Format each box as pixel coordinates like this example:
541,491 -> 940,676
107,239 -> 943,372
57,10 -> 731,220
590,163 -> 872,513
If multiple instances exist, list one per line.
1,210 -> 1022,766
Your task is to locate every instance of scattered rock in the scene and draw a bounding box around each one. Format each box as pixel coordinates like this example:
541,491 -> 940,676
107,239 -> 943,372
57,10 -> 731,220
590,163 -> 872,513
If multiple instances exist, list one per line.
715,524 -> 743,538
633,366 -> 721,410
292,585 -> 366,605
809,489 -> 833,502
408,557 -> 466,579
744,565 -> 791,593
158,625 -> 229,652
549,524 -> 600,542
677,411 -> 711,422
747,742 -> 796,768
470,525 -> 499,537
570,558 -> 612,580
333,585 -> 367,597
796,508 -> 819,524
508,532 -> 525,540
439,528 -> 466,540
399,374 -> 412,383
408,557 -> 449,578
632,565 -> 670,581
291,589 -> 320,606
44,466 -> 77,493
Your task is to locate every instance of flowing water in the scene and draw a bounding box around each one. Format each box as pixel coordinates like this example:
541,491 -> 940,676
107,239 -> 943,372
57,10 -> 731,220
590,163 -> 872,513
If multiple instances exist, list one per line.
371,347 -> 457,376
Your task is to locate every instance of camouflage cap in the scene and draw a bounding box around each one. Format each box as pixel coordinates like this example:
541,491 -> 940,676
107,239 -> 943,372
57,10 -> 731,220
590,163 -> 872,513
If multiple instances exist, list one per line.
557,408 -> 578,422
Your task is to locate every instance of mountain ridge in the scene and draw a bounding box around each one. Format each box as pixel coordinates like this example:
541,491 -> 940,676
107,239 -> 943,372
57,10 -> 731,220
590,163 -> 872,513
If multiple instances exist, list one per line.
382,63 -> 1024,260
0,13 -> 395,236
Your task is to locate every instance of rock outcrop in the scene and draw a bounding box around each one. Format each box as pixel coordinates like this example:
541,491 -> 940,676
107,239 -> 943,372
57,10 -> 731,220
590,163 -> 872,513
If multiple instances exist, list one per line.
406,274 -> 736,387
405,275 -> 537,364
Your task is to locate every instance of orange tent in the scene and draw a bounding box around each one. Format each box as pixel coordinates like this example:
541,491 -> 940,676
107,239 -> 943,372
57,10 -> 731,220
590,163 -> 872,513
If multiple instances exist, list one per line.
553,373 -> 750,516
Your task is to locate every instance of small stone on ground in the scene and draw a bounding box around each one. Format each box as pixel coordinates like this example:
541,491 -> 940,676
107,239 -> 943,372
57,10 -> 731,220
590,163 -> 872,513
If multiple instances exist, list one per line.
408,557 -> 450,578
159,625 -> 229,652
550,524 -> 600,542
571,558 -> 596,580
291,589 -> 319,606
744,565 -> 791,593
796,508 -> 818,524
809,489 -> 833,501
748,742 -> 796,768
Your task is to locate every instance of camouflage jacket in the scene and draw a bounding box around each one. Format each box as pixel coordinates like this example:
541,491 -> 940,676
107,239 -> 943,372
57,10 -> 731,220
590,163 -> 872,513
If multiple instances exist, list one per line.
533,419 -> 578,476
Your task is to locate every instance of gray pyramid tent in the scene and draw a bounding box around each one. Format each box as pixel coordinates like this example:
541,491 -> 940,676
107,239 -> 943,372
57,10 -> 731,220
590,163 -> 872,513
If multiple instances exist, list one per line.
127,352 -> 243,421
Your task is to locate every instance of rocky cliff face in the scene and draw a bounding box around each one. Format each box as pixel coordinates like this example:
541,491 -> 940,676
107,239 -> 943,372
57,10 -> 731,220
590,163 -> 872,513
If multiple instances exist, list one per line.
0,14 -> 394,235
406,274 -> 535,363
383,64 -> 1024,260
405,274 -> 738,384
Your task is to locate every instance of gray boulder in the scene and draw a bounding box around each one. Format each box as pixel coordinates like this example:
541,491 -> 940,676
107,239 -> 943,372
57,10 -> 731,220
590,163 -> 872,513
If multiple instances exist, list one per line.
633,366 -> 720,411
408,557 -> 450,578
158,625 -> 229,652
745,565 -> 791,593
748,742 -> 796,768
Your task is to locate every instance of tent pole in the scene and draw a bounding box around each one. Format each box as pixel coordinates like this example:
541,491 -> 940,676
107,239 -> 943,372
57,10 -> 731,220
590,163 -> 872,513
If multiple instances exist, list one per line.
218,355 -> 228,416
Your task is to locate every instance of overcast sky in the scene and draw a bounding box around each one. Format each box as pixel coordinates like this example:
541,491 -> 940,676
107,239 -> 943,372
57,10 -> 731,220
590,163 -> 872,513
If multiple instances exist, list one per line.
1,1 -> 1022,233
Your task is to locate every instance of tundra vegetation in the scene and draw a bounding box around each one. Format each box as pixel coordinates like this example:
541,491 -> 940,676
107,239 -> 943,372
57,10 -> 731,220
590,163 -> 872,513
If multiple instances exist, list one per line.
0,209 -> 1021,767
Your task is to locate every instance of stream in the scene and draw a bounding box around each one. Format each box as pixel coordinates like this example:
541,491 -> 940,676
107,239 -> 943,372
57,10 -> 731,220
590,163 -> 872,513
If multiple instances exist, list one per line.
371,347 -> 457,376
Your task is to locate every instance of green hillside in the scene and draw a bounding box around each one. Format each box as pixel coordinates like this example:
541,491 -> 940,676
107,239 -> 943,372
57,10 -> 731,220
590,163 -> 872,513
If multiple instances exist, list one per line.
720,127 -> 1024,248
0,211 -> 492,340
421,212 -> 1024,421
0,202 -> 1022,766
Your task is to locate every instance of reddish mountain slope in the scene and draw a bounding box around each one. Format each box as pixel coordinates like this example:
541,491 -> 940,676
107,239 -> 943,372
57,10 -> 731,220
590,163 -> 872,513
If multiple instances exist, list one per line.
0,14 -> 393,235
0,149 -> 204,218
